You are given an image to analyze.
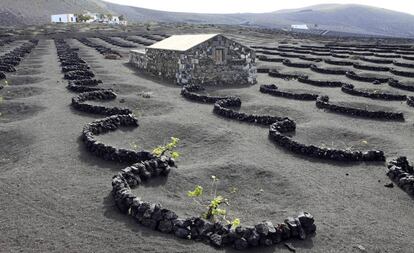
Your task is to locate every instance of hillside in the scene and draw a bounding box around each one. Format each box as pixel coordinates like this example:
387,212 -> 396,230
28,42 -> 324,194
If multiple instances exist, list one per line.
0,0 -> 108,25
102,2 -> 414,37
1,1 -> 414,38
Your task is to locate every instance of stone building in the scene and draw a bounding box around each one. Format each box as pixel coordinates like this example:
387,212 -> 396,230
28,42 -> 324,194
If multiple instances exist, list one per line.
129,34 -> 256,85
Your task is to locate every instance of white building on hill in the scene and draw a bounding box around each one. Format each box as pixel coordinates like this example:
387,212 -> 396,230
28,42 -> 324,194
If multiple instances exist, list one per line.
291,24 -> 309,30
51,14 -> 77,23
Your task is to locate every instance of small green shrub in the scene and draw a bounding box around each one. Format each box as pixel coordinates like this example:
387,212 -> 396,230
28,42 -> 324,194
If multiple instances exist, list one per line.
187,175 -> 240,228
152,137 -> 180,159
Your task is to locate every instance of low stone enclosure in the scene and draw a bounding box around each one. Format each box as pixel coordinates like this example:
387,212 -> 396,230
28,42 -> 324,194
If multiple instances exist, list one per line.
255,46 -> 414,83
181,85 -> 386,162
260,84 -> 318,100
345,71 -> 390,84
387,157 -> 414,196
297,76 -> 346,87
316,96 -> 405,121
264,70 -> 413,105
53,38 -> 320,250
123,36 -> 154,46
268,70 -> 305,80
388,79 -> 414,92
407,97 -> 414,107
393,61 -> 414,69
341,84 -> 407,101
352,62 -> 390,72
98,36 -> 136,48
310,64 -> 347,75
0,40 -> 39,79
360,57 -> 393,64
282,59 -> 312,68
77,38 -> 121,57
71,90 -> 132,116
129,34 -> 257,86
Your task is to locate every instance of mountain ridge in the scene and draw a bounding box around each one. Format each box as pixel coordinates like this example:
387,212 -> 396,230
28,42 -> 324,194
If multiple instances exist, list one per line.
1,1 -> 414,38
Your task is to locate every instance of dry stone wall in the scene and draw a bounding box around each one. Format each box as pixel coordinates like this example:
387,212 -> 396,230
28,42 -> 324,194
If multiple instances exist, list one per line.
130,35 -> 256,86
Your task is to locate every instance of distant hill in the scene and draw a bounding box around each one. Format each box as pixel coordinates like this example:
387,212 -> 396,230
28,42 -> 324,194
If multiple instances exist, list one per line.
0,0 -> 108,25
1,1 -> 414,38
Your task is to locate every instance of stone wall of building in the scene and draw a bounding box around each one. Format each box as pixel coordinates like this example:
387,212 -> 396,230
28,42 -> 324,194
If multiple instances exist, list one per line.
129,50 -> 147,70
145,49 -> 181,82
177,35 -> 256,85
129,35 -> 257,86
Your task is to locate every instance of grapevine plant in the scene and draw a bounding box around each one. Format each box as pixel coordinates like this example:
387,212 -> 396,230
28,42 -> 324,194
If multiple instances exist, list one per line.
152,137 -> 180,159
187,175 -> 240,229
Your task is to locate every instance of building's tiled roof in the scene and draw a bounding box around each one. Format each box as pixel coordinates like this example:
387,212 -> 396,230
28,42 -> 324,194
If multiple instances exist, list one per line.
147,34 -> 219,51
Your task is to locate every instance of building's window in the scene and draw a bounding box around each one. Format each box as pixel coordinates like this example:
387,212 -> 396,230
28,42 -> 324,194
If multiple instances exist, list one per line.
59,17 -> 61,22
71,17 -> 73,22
214,48 -> 225,64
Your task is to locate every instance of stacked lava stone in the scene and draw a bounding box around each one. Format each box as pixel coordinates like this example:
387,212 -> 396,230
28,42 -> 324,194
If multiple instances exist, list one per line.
181,85 -> 232,103
386,157 -> 414,195
268,120 -> 385,162
407,97 -> 414,107
213,97 -> 289,125
298,76 -> 345,87
77,38 -> 122,57
269,70 -> 305,80
0,40 -> 38,79
282,59 -> 312,68
55,39 -> 105,93
352,62 -> 390,71
390,68 -> 414,78
360,57 -> 393,64
341,84 -> 407,101
82,114 -> 152,163
111,156 -> 317,250
316,95 -> 404,121
388,79 -> 414,92
98,36 -> 136,48
324,59 -> 353,66
260,84 -> 318,100
71,90 -> 132,116
345,71 -> 390,84
310,64 -> 347,75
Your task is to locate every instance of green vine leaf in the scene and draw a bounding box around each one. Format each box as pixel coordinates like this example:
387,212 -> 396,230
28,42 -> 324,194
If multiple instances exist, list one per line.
187,185 -> 203,197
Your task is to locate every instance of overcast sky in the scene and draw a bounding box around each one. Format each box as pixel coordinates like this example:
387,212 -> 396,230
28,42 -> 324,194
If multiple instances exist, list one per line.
103,0 -> 414,15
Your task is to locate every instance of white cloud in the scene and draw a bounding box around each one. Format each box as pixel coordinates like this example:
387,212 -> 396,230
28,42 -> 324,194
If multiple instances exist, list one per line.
103,0 -> 414,15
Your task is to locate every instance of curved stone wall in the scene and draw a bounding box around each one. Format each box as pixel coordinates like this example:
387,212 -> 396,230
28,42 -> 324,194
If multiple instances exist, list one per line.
393,61 -> 414,69
345,71 -> 390,84
316,95 -> 404,121
310,64 -> 347,75
386,157 -> 414,196
181,85 -> 234,103
71,90 -> 132,116
359,57 -> 393,64
269,70 -> 306,80
388,79 -> 414,92
298,76 -> 345,87
341,84 -> 407,101
324,59 -> 354,66
282,59 -> 312,68
390,69 -> 414,78
407,97 -> 414,107
353,63 -> 390,72
179,84 -> 386,163
260,84 -> 318,100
